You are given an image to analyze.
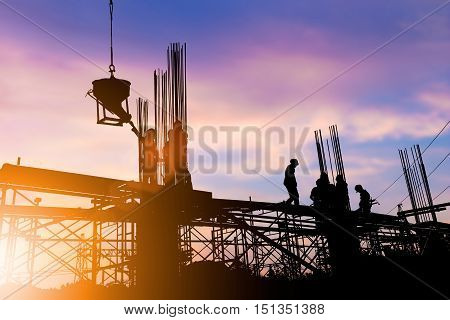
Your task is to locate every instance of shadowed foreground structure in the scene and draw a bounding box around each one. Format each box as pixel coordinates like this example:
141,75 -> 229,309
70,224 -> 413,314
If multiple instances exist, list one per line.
0,163 -> 449,299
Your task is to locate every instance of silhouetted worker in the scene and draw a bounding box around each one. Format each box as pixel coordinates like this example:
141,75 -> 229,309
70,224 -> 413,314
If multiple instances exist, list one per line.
173,120 -> 192,189
355,184 -> 371,213
143,128 -> 158,185
163,129 -> 176,187
284,159 -> 299,205
310,179 -> 321,208
318,172 -> 335,210
335,174 -> 349,212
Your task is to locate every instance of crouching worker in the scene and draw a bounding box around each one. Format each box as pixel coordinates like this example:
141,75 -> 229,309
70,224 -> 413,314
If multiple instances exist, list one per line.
355,184 -> 372,214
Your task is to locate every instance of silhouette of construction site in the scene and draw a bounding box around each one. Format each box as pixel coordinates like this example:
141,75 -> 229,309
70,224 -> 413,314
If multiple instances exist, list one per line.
1,2 -> 449,299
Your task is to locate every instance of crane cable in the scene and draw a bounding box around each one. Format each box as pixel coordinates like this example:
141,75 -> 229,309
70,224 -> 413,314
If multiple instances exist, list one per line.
374,120 -> 450,201
109,0 -> 115,75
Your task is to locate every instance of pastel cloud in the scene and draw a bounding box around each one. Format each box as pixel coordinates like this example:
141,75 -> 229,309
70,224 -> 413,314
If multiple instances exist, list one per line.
419,86 -> 450,113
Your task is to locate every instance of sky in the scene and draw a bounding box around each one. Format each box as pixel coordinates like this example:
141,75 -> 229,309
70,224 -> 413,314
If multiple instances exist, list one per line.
0,0 -> 449,220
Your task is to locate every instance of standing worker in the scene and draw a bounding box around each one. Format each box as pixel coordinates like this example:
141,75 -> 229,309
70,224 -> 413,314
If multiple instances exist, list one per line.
173,120 -> 192,189
335,174 -> 350,212
318,172 -> 335,210
143,128 -> 158,185
163,129 -> 176,187
284,159 -> 300,205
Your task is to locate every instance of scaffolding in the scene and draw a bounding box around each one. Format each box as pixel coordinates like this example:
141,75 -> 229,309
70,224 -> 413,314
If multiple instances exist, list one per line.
1,165 -> 449,288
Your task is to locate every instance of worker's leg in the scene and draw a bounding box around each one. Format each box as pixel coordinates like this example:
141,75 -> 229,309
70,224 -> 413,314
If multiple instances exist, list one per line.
285,185 -> 293,204
286,186 -> 299,205
292,188 -> 299,205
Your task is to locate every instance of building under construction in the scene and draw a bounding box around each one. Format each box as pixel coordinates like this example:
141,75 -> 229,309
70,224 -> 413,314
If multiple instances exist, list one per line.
0,2 -> 449,300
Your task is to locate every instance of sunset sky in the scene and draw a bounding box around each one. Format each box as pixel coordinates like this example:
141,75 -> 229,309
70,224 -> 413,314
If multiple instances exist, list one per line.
0,0 -> 449,219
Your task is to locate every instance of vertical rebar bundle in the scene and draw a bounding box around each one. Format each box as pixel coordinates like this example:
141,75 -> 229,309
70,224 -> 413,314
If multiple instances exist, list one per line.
137,98 -> 149,182
137,98 -> 149,138
154,43 -> 188,148
154,69 -> 169,156
314,130 -> 327,174
329,125 -> 346,181
314,125 -> 347,182
167,42 -> 187,131
153,43 -> 189,186
399,145 -> 436,223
